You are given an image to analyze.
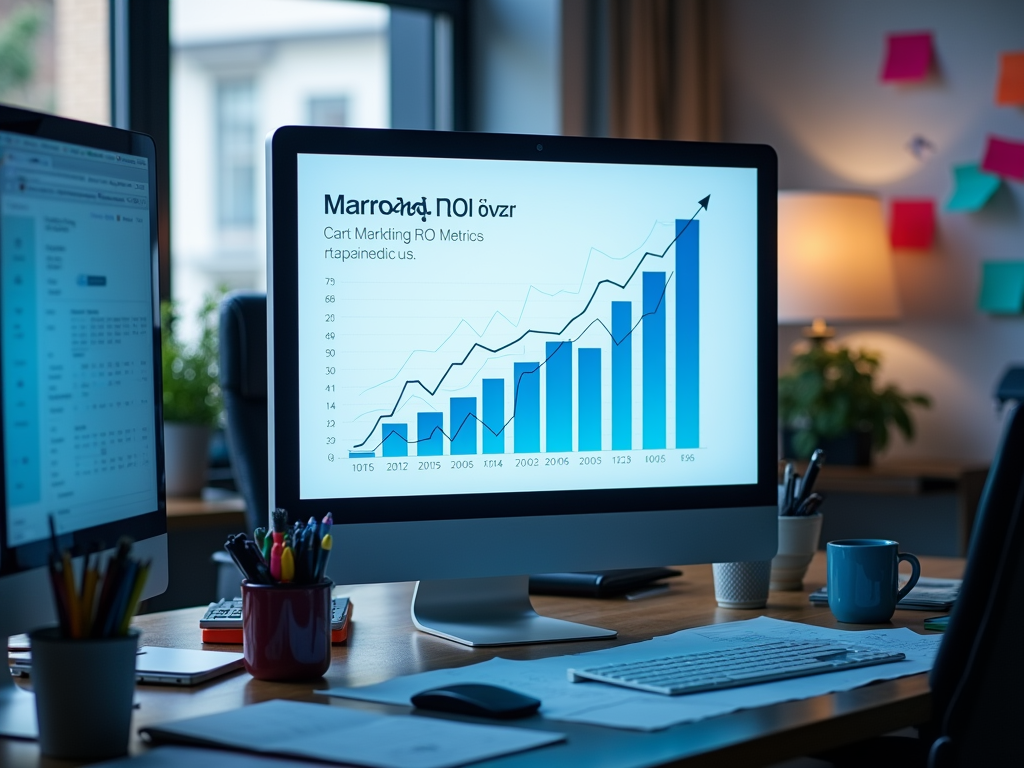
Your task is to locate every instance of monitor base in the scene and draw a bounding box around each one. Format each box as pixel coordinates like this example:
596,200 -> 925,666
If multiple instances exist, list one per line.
0,653 -> 37,739
411,575 -> 617,647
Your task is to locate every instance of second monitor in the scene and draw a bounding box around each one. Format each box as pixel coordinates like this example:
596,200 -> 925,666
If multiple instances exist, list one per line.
267,128 -> 778,645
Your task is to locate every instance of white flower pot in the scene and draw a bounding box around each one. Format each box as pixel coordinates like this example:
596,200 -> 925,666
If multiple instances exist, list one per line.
769,512 -> 824,590
163,422 -> 210,497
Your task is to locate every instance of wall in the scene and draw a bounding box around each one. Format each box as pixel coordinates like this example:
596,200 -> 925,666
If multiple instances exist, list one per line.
720,0 -> 1024,462
471,0 -> 561,135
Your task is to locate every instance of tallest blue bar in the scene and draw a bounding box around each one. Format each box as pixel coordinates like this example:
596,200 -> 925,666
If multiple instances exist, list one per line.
676,219 -> 699,448
642,272 -> 666,449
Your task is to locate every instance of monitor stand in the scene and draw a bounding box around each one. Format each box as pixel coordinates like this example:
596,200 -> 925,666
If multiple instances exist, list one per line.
0,642 -> 37,739
411,575 -> 617,647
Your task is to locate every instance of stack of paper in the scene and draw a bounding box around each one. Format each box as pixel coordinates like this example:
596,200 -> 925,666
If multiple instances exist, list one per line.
139,699 -> 563,768
809,576 -> 961,611
324,617 -> 943,733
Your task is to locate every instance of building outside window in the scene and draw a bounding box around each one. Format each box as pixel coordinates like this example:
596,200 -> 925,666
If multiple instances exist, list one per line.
170,0 -> 391,328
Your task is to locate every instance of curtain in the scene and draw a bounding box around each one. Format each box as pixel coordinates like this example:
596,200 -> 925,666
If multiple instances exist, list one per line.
608,0 -> 721,142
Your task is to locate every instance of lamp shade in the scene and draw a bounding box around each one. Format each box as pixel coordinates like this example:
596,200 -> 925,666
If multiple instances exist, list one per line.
778,192 -> 900,324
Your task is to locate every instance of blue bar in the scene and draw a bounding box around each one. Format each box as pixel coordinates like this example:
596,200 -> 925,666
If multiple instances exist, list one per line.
349,451 -> 375,459
513,362 -> 540,453
578,348 -> 601,451
381,423 -> 408,457
611,301 -> 632,450
482,379 -> 505,454
450,397 -> 477,455
417,412 -> 443,456
676,219 -> 699,448
545,341 -> 572,452
643,272 -> 666,449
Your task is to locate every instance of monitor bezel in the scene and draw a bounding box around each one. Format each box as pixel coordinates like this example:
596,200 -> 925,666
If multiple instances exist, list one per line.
0,105 -> 166,575
268,127 -> 777,526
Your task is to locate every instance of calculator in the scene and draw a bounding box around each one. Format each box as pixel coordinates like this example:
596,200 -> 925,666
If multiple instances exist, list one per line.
200,596 -> 351,644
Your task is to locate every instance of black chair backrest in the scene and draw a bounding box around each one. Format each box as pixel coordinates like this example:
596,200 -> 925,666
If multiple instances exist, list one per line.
219,291 -> 268,533
927,403 -> 1024,767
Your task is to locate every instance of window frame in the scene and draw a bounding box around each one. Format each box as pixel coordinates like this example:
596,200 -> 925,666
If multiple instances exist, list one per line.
111,0 -> 470,299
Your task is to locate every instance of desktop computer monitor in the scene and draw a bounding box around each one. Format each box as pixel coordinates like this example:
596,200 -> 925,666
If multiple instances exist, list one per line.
267,128 -> 777,646
0,105 -> 168,736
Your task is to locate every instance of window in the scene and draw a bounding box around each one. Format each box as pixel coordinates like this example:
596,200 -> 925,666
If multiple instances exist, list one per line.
0,0 -> 109,124
216,78 -> 257,228
111,0 -> 467,310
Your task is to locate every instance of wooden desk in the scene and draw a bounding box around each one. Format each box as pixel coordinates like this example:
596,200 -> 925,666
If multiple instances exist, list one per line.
3,553 -> 962,768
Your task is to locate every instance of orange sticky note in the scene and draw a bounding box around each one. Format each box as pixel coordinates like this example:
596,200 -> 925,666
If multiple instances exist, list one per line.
881,32 -> 933,83
996,51 -> 1024,106
890,200 -> 935,249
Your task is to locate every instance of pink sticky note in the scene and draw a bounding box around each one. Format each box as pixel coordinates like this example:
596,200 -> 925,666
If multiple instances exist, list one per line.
890,200 -> 935,249
981,135 -> 1024,181
881,32 -> 933,82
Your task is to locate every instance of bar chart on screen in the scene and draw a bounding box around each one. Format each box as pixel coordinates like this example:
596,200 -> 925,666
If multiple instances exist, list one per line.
296,154 -> 759,500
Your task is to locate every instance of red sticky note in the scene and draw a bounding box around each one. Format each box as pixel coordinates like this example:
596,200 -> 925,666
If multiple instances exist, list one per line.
881,32 -> 933,82
981,135 -> 1024,181
890,200 -> 935,249
996,51 -> 1024,106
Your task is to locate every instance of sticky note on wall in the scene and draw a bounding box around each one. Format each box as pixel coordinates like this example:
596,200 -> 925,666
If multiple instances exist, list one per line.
946,164 -> 1001,212
996,51 -> 1024,106
890,199 -> 935,249
982,135 -> 1024,180
978,262 -> 1024,314
881,32 -> 933,82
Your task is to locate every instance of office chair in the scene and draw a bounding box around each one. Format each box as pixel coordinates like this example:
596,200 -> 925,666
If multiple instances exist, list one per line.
214,291 -> 269,597
817,404 -> 1024,768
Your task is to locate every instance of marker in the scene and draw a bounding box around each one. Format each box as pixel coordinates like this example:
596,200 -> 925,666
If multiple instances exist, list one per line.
315,533 -> 332,582
270,532 -> 284,581
281,546 -> 295,583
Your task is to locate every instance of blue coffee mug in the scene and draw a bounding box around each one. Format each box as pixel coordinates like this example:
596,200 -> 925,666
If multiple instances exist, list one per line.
826,539 -> 921,624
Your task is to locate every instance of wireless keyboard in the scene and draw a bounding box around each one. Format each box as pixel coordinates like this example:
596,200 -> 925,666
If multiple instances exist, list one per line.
567,639 -> 905,695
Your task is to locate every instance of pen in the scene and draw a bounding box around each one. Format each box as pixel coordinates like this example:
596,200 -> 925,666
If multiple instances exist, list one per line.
781,462 -> 795,516
796,449 -> 826,509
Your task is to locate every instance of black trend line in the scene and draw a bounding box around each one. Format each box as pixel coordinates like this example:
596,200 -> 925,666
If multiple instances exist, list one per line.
370,270 -> 675,454
352,196 -> 708,450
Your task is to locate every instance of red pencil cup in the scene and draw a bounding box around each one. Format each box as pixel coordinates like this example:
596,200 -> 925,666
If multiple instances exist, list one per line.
241,580 -> 333,681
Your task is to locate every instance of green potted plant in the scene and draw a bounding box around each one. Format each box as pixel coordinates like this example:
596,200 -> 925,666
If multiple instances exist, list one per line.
161,294 -> 222,496
779,343 -> 931,465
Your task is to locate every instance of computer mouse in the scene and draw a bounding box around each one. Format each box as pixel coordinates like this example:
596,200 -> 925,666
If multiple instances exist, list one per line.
411,683 -> 541,719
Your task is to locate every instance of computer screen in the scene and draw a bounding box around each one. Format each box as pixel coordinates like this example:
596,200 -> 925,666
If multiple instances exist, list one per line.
0,106 -> 167,645
268,128 -> 777,645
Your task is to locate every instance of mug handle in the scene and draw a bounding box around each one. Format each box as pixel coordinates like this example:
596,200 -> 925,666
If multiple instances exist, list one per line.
896,552 -> 922,602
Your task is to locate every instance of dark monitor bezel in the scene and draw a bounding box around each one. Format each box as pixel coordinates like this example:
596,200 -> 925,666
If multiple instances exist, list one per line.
0,104 -> 166,574
269,127 -> 777,526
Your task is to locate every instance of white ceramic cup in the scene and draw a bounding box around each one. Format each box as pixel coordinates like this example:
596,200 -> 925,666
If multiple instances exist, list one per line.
712,560 -> 771,608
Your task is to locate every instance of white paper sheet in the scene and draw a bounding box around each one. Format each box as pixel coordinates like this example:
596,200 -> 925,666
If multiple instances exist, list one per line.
323,617 -> 942,732
139,699 -> 564,768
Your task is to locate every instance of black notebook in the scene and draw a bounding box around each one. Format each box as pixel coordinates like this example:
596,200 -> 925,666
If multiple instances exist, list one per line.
529,568 -> 682,598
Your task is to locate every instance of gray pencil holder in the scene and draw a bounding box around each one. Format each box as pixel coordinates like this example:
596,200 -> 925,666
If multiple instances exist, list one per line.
712,560 -> 771,608
29,627 -> 139,760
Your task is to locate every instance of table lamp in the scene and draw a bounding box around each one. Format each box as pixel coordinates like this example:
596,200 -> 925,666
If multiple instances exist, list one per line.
778,191 -> 900,339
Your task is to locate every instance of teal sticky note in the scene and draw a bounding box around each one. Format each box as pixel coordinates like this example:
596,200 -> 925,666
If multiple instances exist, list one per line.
978,261 -> 1024,314
947,163 -> 1001,212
